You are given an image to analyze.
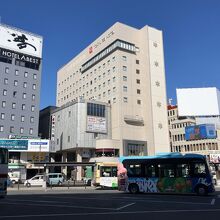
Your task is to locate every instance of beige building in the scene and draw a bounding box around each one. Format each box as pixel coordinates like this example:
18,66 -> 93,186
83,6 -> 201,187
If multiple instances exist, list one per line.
56,22 -> 170,156
168,105 -> 220,157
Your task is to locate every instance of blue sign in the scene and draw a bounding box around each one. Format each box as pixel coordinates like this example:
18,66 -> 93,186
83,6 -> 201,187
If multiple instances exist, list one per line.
185,124 -> 216,141
0,140 -> 28,150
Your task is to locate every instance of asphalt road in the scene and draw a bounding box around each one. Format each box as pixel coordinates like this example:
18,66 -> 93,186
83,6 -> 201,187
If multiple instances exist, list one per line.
0,190 -> 220,220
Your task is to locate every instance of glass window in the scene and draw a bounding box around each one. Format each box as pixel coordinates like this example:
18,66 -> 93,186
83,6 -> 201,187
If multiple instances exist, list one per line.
137,100 -> 141,105
136,69 -> 140,74
15,70 -> 19,76
136,60 -> 140,64
193,162 -> 207,177
122,56 -> 127,61
1,113 -> 5,120
31,105 -> 35,112
4,78 -> 8,85
20,127 -> 24,134
2,101 -> 6,108
5,67 -> 9,73
22,104 -> 25,110
0,126 -> 4,132
14,80 -> 18,86
123,66 -> 127,71
127,164 -> 142,177
123,97 -> 128,103
137,89 -> 141,94
143,164 -> 156,177
10,126 -> 14,133
136,79 -> 140,84
12,103 -> 16,109
11,114 -> 15,121
24,72 -> 28,77
123,76 -> 127,81
176,164 -> 190,177
32,94 -> 35,101
123,86 -> 127,92
3,90 -> 7,96
23,93 -> 27,99
158,164 -> 175,178
33,84 -> 36,90
30,117 -> 34,123
29,128 -> 33,135
23,82 -> 27,88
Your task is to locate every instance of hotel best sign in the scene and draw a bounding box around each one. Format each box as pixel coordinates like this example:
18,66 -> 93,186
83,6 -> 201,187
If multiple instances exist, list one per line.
87,116 -> 107,133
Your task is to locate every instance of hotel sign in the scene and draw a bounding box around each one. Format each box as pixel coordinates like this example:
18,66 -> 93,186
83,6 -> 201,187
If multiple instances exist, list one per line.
89,30 -> 114,54
0,24 -> 43,58
0,47 -> 41,64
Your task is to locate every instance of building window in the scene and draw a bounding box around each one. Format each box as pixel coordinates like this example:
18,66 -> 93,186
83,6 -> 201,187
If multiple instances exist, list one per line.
23,82 -> 27,88
122,56 -> 127,61
15,70 -> 19,76
21,116 -> 25,122
137,89 -> 141,94
154,61 -> 159,67
22,104 -> 25,110
136,60 -> 140,64
123,97 -> 128,103
30,117 -> 34,123
32,84 -> 36,90
113,87 -> 116,92
87,103 -> 105,117
68,111 -> 71,117
10,126 -> 14,133
113,97 -> 116,103
14,80 -> 18,86
108,90 -> 111,95
113,67 -> 115,72
0,126 -> 3,132
68,136 -> 71,142
2,101 -> 6,108
5,67 -> 9,73
123,86 -> 127,92
23,93 -> 27,99
112,56 -> 115,62
20,127 -> 24,134
33,74 -> 37,80
11,114 -> 15,121
13,91 -> 17,98
123,66 -> 127,71
12,103 -> 16,109
29,128 -> 33,135
32,94 -> 35,101
4,78 -> 8,85
136,69 -> 140,74
113,77 -> 116,82
123,76 -> 127,81
3,90 -> 7,96
24,72 -> 28,77
137,100 -> 141,105
31,105 -> 35,112
1,113 -> 5,120
136,79 -> 140,84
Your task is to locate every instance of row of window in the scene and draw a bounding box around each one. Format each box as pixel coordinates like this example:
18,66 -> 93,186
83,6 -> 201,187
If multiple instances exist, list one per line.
2,90 -> 36,99
0,125 -> 34,134
171,122 -> 194,129
0,113 -> 34,122
172,134 -> 185,142
3,67 -> 38,79
1,101 -> 35,111
172,142 -> 218,152
81,39 -> 136,72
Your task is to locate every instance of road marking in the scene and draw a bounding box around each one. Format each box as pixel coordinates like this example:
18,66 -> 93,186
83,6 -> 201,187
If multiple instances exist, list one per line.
211,199 -> 215,205
6,198 -> 70,204
0,201 -> 116,211
116,203 -> 135,210
1,208 -> 220,218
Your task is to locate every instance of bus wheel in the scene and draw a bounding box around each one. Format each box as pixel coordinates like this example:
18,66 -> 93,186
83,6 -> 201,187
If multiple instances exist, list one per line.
129,184 -> 139,194
195,185 -> 207,196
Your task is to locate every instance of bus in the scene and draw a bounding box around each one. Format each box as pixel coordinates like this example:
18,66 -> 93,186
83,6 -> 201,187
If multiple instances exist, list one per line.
118,153 -> 215,196
93,162 -> 118,188
0,148 -> 8,198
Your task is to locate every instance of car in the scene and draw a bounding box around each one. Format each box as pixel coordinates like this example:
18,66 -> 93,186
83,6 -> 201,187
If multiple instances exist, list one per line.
24,175 -> 44,187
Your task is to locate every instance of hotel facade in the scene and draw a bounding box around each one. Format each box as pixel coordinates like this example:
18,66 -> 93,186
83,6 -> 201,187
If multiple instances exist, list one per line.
56,22 -> 170,158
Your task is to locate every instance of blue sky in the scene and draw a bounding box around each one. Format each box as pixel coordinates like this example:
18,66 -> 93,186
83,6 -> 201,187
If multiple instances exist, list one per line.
1,0 -> 220,109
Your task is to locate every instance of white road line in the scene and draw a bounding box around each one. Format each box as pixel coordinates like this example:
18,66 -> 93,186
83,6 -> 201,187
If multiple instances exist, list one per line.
0,201 -> 116,211
116,203 -> 135,210
6,199 -> 70,204
1,208 -> 220,219
211,199 -> 215,205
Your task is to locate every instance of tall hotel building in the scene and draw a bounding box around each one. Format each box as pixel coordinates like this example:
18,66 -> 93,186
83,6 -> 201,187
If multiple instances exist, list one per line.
0,24 -> 43,138
56,22 -> 169,156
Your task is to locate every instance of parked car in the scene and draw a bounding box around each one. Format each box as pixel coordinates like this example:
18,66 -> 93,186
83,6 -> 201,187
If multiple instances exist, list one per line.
8,172 -> 20,184
46,173 -> 64,186
24,175 -> 44,187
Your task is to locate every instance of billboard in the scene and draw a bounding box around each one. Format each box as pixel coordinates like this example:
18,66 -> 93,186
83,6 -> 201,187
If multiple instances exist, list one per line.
0,24 -> 43,58
87,116 -> 107,133
0,139 -> 49,152
176,88 -> 220,116
185,124 -> 216,141
209,154 -> 220,163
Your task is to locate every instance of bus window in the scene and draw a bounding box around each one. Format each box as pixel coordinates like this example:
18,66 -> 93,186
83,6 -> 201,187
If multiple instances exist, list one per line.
101,166 -> 111,177
144,164 -> 156,177
112,167 -> 117,177
158,164 -> 175,178
193,163 -> 207,177
127,164 -> 141,177
176,164 -> 190,178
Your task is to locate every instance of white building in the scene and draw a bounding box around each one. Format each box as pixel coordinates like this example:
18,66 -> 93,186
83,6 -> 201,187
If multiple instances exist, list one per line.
56,22 -> 170,157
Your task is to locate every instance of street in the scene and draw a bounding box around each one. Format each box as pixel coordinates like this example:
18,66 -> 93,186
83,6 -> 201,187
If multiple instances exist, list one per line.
0,188 -> 220,219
